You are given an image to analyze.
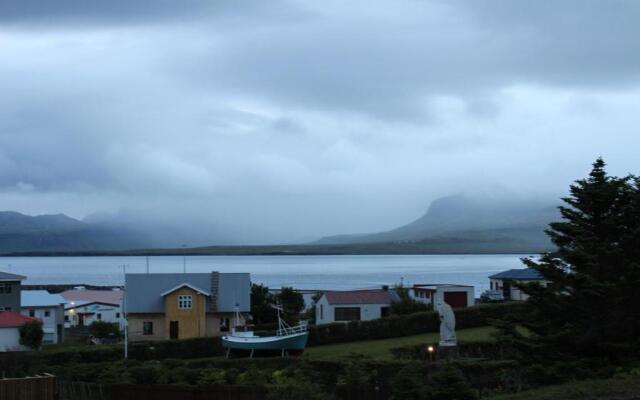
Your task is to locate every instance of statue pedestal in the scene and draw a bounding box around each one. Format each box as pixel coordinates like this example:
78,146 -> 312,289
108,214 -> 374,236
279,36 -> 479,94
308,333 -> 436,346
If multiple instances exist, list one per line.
437,343 -> 459,360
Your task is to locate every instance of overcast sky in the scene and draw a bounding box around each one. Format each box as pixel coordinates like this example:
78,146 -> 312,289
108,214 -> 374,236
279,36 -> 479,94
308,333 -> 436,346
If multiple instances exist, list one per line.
1,0 -> 639,243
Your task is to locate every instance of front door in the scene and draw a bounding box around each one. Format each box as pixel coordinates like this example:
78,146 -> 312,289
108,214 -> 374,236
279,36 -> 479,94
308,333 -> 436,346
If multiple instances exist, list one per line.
169,321 -> 179,339
502,282 -> 511,300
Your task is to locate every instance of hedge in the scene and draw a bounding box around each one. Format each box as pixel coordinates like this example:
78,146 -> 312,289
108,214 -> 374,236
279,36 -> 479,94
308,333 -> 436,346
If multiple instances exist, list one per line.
308,302 -> 527,346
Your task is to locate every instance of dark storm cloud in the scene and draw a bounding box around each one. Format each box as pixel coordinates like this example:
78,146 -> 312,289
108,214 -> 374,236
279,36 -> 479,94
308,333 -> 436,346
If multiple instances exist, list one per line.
0,0 -> 289,27
1,0 -> 640,243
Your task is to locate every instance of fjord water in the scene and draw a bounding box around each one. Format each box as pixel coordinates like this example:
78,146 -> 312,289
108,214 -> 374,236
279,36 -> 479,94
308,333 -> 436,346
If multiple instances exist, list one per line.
1,254 -> 530,296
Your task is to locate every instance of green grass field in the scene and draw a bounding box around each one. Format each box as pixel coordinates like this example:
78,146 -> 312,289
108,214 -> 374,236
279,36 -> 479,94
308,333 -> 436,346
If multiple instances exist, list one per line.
304,326 -> 496,361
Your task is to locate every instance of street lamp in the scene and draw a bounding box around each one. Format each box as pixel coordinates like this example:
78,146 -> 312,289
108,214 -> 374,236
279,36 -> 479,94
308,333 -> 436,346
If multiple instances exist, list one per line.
427,345 -> 435,362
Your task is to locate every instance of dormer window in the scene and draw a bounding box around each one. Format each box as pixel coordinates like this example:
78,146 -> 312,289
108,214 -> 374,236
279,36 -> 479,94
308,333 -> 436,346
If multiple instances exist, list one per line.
178,295 -> 193,309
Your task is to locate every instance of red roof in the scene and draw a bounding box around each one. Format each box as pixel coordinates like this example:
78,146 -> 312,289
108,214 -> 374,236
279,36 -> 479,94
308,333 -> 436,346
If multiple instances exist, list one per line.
60,289 -> 123,305
0,311 -> 36,328
325,289 -> 399,305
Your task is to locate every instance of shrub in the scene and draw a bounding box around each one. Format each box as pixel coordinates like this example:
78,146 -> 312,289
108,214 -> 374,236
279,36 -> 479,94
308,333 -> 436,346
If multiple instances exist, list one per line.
19,320 -> 44,350
198,368 -> 227,385
309,302 -> 526,346
88,321 -> 121,339
129,364 -> 161,385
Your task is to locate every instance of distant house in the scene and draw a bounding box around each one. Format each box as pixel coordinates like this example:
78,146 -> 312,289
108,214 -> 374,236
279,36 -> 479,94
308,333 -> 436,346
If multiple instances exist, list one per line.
489,268 -> 546,301
0,272 -> 26,312
315,288 -> 400,325
125,272 -> 250,342
60,287 -> 124,329
409,284 -> 475,308
21,291 -> 66,344
0,311 -> 36,352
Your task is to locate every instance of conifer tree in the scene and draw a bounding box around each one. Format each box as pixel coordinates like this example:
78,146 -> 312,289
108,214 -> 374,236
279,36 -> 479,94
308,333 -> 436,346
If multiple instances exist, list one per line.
508,159 -> 640,360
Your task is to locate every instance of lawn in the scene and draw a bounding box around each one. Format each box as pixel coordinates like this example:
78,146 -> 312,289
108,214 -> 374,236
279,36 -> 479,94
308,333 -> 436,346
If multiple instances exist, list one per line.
304,326 -> 496,361
487,377 -> 640,400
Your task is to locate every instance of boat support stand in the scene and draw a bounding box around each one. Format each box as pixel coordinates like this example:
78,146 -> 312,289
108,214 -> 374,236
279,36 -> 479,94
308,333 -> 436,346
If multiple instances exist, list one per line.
249,349 -> 255,359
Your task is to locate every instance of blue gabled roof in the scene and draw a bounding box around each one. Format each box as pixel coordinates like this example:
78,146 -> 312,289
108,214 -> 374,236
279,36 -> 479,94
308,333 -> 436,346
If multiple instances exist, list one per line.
489,268 -> 543,280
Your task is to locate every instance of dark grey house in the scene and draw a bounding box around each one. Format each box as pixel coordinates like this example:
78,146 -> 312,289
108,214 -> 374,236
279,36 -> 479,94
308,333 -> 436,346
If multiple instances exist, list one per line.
0,272 -> 26,312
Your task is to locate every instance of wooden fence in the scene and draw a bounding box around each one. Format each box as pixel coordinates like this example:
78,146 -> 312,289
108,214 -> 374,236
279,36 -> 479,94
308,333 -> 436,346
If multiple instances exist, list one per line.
0,374 -> 56,400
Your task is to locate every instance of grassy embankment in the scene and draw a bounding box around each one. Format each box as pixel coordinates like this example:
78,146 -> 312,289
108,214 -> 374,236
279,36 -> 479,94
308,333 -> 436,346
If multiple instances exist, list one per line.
304,326 -> 495,361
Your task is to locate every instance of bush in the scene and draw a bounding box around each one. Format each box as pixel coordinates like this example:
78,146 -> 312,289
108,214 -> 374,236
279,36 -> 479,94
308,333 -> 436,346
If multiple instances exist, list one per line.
19,320 -> 44,350
309,302 -> 526,346
88,321 -> 121,340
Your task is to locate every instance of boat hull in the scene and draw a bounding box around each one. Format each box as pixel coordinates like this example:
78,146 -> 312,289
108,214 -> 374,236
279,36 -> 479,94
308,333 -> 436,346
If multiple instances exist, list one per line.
222,332 -> 309,351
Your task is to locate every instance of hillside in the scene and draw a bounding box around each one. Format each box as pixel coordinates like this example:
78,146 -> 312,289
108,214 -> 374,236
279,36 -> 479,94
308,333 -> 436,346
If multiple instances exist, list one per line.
0,211 -> 149,253
316,195 -> 558,251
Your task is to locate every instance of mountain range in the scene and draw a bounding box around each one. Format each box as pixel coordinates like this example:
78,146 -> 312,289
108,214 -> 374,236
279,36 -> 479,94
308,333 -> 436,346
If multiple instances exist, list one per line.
0,195 -> 559,254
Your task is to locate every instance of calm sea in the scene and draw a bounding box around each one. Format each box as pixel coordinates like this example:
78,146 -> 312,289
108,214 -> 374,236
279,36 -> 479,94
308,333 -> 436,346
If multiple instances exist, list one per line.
0,254 -> 533,296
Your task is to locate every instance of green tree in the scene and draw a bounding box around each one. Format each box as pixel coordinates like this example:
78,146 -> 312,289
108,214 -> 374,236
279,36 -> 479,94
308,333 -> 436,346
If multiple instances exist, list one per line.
19,320 -> 44,350
390,285 -> 430,315
88,320 -> 121,339
276,286 -> 305,317
507,158 -> 640,360
251,283 -> 276,324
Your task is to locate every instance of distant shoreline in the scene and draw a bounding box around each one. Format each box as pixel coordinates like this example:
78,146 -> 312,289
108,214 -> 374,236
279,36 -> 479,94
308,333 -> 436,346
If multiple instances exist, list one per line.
1,243 -> 550,257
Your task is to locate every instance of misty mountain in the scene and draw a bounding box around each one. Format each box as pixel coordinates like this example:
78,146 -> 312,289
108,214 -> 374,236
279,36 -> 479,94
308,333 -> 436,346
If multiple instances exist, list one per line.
316,195 -> 559,251
0,210 -> 234,253
0,211 -> 150,253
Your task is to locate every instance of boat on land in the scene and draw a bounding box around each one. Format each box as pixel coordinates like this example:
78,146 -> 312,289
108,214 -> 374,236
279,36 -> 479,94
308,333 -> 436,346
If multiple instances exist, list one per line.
222,305 -> 308,358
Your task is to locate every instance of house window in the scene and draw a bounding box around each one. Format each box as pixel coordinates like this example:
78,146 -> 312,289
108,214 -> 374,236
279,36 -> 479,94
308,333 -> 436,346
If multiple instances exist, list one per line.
97,313 -> 102,320
143,321 -> 154,335
178,295 -> 193,309
334,307 -> 361,321
64,315 -> 69,322
44,310 -> 50,317
0,283 -> 12,294
116,312 -> 121,318
381,307 -> 390,317
320,304 -> 324,320
29,310 -> 35,317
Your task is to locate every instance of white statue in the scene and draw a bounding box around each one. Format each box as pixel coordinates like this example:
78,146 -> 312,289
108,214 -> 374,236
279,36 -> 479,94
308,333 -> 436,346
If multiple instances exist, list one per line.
437,301 -> 457,346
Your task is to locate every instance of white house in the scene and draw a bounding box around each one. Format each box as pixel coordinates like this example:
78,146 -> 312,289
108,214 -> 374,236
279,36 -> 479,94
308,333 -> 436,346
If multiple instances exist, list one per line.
0,311 -> 37,352
60,288 -> 124,329
489,268 -> 546,301
21,291 -> 66,344
315,289 -> 400,325
409,284 -> 475,308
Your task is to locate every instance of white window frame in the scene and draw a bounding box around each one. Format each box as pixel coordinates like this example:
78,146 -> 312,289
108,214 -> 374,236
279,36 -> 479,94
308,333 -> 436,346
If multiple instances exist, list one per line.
178,295 -> 193,309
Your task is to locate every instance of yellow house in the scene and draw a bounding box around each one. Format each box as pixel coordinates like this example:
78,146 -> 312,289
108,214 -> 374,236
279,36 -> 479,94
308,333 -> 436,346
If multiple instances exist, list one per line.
125,272 -> 250,342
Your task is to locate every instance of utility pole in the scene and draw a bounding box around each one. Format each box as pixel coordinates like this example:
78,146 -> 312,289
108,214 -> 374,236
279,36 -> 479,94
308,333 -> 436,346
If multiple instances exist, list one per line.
121,264 -> 128,359
182,244 -> 187,273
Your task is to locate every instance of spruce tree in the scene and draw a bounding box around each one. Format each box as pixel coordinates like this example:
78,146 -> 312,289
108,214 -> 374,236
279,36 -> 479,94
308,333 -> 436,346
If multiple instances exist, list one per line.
510,158 -> 640,360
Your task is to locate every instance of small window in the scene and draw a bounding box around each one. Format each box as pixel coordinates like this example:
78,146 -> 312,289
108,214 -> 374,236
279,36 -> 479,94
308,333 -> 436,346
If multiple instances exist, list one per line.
44,310 -> 50,317
29,310 -> 35,317
143,321 -> 154,335
178,295 -> 193,309
64,315 -> 69,322
0,283 -> 11,294
320,304 -> 324,320
116,312 -> 120,318
97,313 -> 102,320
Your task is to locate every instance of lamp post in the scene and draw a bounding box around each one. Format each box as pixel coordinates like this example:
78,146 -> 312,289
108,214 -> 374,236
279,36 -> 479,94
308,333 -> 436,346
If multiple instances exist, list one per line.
427,345 -> 435,362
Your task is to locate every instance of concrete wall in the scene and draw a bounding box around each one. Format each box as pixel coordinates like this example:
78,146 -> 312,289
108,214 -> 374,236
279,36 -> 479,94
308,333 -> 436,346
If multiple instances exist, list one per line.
0,281 -> 21,312
0,327 -> 26,352
128,313 -> 166,342
21,305 -> 65,344
164,287 -> 207,340
315,296 -> 389,325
